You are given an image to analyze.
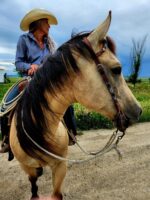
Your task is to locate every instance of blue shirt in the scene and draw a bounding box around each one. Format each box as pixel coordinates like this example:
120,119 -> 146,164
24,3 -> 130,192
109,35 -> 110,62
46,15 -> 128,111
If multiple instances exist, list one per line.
15,32 -> 51,74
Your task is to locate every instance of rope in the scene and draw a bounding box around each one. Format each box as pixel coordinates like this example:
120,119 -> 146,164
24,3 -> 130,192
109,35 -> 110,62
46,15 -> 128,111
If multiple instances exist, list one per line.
62,120 -> 122,156
21,110 -> 124,164
0,77 -> 31,117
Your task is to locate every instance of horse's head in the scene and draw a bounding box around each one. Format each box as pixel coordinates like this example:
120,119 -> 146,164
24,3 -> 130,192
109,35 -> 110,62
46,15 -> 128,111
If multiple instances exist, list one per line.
71,11 -> 142,131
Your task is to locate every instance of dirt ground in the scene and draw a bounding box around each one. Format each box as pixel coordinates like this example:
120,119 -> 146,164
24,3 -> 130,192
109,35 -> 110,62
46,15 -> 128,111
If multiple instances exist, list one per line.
0,122 -> 150,200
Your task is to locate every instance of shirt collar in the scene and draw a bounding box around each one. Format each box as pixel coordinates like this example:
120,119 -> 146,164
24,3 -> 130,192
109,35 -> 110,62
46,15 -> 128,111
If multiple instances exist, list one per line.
27,32 -> 48,44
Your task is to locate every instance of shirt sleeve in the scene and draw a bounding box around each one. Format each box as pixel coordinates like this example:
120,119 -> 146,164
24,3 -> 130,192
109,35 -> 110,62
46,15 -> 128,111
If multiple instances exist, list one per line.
15,35 -> 31,72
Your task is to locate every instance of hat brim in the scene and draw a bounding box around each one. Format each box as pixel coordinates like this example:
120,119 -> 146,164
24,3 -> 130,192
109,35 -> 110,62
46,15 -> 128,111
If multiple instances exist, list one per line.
20,9 -> 58,31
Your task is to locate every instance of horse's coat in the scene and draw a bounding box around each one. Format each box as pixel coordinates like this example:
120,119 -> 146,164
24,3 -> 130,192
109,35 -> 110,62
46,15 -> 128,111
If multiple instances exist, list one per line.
9,12 -> 142,200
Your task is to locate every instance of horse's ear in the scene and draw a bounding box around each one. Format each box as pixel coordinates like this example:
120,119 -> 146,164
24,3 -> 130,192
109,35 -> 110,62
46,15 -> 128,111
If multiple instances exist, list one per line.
87,11 -> 111,51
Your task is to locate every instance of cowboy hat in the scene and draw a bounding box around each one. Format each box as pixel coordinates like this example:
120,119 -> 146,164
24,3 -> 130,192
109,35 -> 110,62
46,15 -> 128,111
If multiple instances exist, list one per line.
20,8 -> 58,31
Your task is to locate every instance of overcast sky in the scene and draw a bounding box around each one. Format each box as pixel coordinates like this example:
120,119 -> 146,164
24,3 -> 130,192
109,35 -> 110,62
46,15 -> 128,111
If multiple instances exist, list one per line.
0,0 -> 150,76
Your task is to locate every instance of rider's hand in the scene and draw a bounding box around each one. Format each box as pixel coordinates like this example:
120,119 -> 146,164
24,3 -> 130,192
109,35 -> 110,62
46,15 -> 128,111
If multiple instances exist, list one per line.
28,64 -> 39,76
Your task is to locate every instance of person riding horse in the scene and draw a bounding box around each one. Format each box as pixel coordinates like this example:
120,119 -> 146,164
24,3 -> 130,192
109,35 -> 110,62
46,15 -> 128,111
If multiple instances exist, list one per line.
2,11 -> 142,200
0,8 -> 77,158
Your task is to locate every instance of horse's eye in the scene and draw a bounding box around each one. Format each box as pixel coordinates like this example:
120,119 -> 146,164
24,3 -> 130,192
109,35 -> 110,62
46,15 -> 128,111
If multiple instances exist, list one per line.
111,67 -> 121,75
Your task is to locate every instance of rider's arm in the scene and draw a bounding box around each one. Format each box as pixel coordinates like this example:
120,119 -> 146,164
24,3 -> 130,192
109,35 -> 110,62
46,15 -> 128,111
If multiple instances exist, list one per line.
15,35 -> 31,73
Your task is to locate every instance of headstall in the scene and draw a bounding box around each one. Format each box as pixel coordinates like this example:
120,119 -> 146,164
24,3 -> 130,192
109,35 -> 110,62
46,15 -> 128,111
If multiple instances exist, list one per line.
82,37 -> 128,134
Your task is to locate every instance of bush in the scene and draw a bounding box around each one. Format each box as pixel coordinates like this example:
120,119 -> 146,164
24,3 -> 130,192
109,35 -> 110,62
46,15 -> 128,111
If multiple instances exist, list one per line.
74,103 -> 113,130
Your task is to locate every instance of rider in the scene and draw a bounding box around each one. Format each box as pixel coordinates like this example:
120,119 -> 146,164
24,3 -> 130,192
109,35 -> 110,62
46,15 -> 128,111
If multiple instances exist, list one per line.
0,8 -> 77,157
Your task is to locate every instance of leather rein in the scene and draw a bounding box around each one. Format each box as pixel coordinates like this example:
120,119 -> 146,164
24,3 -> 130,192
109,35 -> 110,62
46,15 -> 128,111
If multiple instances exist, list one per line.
82,37 -> 128,135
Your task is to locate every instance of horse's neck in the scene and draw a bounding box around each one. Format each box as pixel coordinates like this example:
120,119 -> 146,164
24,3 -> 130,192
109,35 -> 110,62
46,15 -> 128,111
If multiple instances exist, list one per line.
44,88 -> 74,134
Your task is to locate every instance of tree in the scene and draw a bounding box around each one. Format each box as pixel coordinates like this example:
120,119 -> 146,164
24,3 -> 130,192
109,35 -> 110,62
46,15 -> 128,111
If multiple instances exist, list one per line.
128,35 -> 147,86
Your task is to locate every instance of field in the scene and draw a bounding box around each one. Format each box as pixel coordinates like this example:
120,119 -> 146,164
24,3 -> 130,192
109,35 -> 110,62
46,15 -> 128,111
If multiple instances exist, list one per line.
0,78 -> 150,131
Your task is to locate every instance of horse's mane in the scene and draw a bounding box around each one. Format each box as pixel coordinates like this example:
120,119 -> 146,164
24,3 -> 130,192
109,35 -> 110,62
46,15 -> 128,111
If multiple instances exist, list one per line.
16,32 -> 116,161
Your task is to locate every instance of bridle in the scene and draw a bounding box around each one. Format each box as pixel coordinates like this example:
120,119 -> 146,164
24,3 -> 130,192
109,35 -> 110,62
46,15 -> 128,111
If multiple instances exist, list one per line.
82,37 -> 129,134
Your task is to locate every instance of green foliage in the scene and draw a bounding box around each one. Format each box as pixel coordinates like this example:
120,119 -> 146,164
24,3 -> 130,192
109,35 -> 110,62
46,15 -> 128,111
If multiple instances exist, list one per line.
128,79 -> 150,122
0,77 -> 21,100
74,103 -> 113,130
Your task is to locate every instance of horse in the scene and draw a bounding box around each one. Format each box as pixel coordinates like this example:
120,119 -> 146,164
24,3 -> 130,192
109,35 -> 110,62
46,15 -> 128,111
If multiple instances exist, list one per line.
9,12 -> 142,200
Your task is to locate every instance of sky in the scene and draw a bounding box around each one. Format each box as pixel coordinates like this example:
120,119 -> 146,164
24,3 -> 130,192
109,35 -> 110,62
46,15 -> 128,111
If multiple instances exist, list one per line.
0,0 -> 150,77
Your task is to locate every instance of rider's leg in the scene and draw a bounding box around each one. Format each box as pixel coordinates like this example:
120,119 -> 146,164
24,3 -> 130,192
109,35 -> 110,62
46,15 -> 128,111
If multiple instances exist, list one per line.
63,105 -> 77,145
0,115 -> 10,153
0,114 -> 14,160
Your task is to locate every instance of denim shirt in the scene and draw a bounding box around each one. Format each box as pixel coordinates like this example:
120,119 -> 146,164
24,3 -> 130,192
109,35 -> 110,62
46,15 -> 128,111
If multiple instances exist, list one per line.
15,32 -> 51,75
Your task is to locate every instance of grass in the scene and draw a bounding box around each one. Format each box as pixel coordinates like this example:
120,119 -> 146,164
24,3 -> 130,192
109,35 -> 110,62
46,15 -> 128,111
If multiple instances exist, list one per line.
74,103 -> 113,130
128,79 -> 150,122
0,78 -> 150,131
0,78 -> 22,100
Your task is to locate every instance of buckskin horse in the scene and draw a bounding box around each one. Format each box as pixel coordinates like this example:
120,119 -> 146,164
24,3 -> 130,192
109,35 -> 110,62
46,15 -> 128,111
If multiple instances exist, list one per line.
9,12 -> 142,200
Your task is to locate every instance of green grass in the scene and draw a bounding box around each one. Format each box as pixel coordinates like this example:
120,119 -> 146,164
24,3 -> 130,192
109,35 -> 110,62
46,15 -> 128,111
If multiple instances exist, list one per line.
128,79 -> 150,122
0,78 -> 22,100
74,103 -> 113,130
0,78 -> 150,131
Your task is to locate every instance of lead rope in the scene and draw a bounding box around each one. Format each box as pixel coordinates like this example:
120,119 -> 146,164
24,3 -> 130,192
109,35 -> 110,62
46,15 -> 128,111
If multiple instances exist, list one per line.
21,109 -> 124,164
62,119 -> 124,157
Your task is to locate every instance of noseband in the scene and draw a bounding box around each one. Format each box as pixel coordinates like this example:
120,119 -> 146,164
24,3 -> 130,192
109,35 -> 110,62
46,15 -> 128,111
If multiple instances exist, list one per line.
82,37 -> 128,133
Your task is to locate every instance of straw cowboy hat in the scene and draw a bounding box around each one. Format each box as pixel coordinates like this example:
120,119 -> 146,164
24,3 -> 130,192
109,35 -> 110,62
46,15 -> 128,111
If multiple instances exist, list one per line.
20,8 -> 58,31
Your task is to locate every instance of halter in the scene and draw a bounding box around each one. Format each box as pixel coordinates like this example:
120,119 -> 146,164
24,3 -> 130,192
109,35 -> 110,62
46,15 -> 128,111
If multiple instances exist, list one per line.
82,37 -> 129,133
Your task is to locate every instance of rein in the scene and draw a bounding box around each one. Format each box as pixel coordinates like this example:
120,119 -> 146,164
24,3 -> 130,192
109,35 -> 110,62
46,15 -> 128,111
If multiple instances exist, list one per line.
22,110 -> 124,164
